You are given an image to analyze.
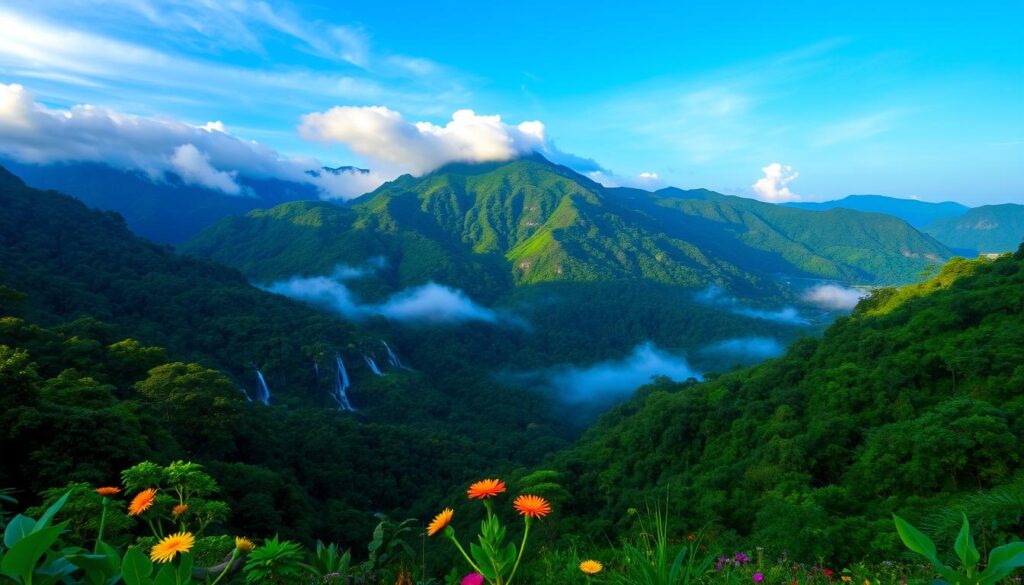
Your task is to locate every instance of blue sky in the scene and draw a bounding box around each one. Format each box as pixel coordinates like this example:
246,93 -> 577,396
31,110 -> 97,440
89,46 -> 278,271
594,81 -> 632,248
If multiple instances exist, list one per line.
0,0 -> 1021,204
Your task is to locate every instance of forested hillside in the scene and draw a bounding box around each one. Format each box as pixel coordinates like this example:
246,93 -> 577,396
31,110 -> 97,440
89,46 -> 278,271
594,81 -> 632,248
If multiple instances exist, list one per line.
552,247 -> 1024,563
184,155 -> 950,299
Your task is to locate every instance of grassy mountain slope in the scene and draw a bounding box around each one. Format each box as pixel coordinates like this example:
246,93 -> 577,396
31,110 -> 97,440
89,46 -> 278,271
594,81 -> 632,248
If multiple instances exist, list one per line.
553,248 -> 1024,562
786,194 -> 970,228
185,155 -> 950,295
923,203 -> 1024,254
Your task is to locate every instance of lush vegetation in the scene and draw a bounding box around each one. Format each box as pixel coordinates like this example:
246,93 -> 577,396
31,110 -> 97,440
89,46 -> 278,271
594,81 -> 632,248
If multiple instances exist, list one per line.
184,155 -> 949,296
551,247 -> 1024,563
923,204 -> 1024,256
786,194 -> 970,229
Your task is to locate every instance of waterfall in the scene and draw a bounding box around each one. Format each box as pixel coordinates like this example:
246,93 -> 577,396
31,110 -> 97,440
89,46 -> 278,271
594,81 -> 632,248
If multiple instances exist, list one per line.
381,340 -> 408,370
254,368 -> 271,405
333,355 -> 355,412
364,354 -> 384,376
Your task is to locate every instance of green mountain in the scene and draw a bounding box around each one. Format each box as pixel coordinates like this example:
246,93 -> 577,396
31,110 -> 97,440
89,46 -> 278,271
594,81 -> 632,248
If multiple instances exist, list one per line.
184,155 -> 951,297
923,203 -> 1024,255
785,194 -> 970,228
552,248 -> 1024,562
0,162 -> 570,545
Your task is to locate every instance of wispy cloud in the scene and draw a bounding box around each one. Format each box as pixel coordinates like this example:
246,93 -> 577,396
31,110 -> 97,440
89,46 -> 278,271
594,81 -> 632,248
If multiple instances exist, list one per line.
802,283 -> 867,310
264,263 -> 515,326
695,285 -> 809,325
815,110 -> 904,146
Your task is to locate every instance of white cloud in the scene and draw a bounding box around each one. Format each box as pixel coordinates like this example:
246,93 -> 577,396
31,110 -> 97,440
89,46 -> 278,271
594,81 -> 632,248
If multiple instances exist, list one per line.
169,144 -> 242,194
802,283 -> 867,311
299,106 -> 548,175
264,264 -> 506,325
695,285 -> 809,325
586,170 -> 665,189
545,343 -> 701,403
376,283 -> 499,324
752,162 -> 800,202
702,336 -> 785,360
0,83 -> 384,198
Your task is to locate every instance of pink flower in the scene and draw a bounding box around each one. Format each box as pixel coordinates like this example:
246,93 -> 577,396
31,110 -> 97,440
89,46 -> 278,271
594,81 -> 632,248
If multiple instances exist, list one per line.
754,573 -> 765,583
461,573 -> 484,585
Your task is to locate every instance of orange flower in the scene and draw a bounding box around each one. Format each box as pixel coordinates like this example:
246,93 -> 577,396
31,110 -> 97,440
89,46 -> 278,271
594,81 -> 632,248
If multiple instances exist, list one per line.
172,504 -> 188,517
467,478 -> 506,500
513,494 -> 551,519
95,487 -> 121,497
579,560 -> 603,574
427,508 -> 454,536
128,488 -> 158,516
150,531 -> 194,563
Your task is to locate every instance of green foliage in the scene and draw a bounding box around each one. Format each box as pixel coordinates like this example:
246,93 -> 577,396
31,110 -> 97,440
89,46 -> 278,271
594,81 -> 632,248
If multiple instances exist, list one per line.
553,252 -> 1024,563
120,461 -> 228,537
894,513 -> 1024,584
27,483 -> 133,547
612,507 -> 713,585
242,535 -> 308,584
923,204 -> 1024,255
308,540 -> 352,583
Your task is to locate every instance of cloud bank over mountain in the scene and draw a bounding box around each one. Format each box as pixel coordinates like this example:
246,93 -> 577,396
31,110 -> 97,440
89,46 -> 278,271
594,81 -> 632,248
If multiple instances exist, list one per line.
0,83 -> 385,199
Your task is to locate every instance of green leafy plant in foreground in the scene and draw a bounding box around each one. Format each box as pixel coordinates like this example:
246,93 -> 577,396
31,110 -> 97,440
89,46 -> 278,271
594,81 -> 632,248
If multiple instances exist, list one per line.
612,506 -> 713,585
894,513 -> 1024,584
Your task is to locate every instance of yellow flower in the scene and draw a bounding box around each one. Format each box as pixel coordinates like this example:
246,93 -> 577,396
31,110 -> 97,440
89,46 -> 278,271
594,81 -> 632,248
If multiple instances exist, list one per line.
513,494 -> 551,519
427,508 -> 454,536
579,560 -> 603,574
150,532 -> 194,563
467,478 -> 506,500
128,488 -> 158,516
172,504 -> 188,517
95,486 -> 121,497
235,537 -> 256,552
842,577 -> 852,583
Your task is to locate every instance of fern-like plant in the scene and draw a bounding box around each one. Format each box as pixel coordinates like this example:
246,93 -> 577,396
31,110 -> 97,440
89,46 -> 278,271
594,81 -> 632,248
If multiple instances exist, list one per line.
243,535 -> 309,584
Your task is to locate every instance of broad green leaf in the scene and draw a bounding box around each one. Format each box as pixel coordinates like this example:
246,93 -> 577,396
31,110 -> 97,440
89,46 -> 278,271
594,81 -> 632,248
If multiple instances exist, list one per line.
4,515 -> 36,548
469,543 -> 495,580
954,514 -> 980,572
978,541 -> 1024,584
153,563 -> 176,585
893,514 -> 940,565
95,541 -> 121,577
175,552 -> 193,584
69,553 -> 117,585
33,491 -> 70,533
0,524 -> 63,582
122,547 -> 154,585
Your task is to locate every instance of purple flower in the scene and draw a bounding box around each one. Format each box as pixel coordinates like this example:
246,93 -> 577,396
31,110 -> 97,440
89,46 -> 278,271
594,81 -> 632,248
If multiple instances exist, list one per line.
461,574 -> 484,585
753,573 -> 765,583
735,552 -> 750,564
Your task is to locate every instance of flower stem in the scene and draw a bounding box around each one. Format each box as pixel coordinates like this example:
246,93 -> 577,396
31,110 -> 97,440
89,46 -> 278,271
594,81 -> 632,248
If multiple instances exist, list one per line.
447,533 -> 485,577
209,550 -> 240,585
505,517 -> 531,585
94,497 -> 109,553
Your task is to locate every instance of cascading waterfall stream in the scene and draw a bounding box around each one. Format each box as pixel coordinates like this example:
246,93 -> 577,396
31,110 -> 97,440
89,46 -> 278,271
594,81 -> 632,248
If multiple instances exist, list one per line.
254,368 -> 271,405
381,340 -> 409,370
364,355 -> 384,376
333,354 -> 355,412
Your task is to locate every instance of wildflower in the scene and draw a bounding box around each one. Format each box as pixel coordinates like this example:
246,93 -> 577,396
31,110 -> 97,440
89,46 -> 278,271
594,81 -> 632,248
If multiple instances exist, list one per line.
95,486 -> 121,496
823,569 -> 835,579
753,573 -> 764,583
467,478 -> 506,500
427,508 -> 454,536
513,494 -> 551,519
716,557 -> 729,571
864,580 -> 871,585
150,531 -> 194,563
735,552 -> 750,564
172,504 -> 188,517
687,533 -> 695,542
579,560 -> 603,574
461,574 -> 484,585
842,577 -> 852,583
128,488 -> 157,516
235,537 -> 255,552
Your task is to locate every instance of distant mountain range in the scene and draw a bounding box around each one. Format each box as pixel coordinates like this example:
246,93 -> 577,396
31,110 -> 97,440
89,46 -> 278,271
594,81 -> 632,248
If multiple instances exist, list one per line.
0,159 -> 327,244
787,194 -> 1023,255
785,194 -> 969,228
183,154 -> 950,299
